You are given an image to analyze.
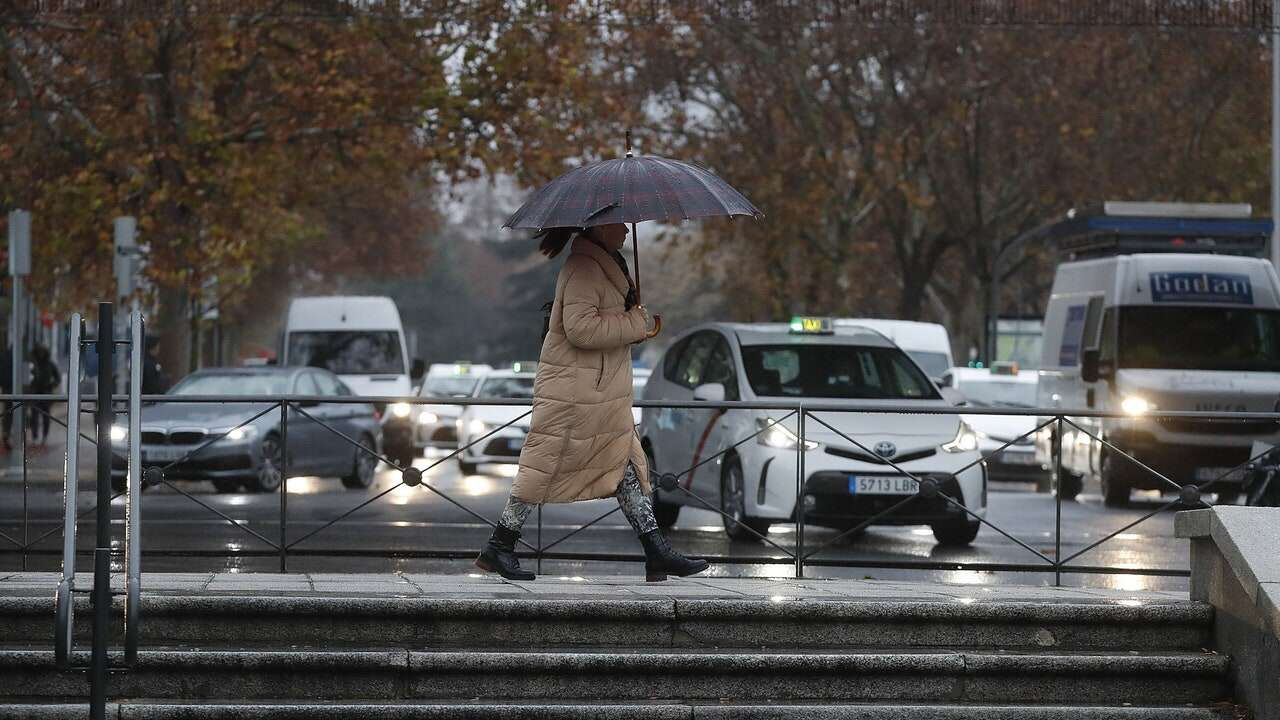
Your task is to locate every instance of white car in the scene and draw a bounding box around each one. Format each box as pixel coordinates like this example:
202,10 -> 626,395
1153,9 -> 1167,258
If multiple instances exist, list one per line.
632,367 -> 652,426
944,364 -> 1050,487
455,369 -> 535,475
639,318 -> 988,545
408,363 -> 493,451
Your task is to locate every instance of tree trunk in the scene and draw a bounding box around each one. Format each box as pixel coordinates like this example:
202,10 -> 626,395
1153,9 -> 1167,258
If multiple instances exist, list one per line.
155,283 -> 189,385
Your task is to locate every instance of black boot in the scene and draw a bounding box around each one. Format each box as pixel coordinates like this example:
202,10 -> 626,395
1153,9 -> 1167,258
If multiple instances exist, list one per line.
475,525 -> 535,581
639,529 -> 709,582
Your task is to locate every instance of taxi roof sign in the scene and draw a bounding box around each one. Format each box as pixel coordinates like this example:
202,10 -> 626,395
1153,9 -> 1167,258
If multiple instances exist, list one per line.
990,361 -> 1019,376
789,316 -> 834,335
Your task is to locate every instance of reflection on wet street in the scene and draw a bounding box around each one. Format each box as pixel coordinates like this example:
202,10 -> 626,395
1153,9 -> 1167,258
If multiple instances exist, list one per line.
1,448 -> 1196,591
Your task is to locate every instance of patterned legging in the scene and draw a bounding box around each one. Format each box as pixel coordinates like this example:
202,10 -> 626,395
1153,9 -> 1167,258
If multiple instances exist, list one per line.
499,463 -> 657,535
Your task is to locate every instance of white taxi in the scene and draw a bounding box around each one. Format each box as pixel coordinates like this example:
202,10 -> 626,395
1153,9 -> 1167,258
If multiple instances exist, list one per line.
455,368 -> 535,475
639,318 -> 987,545
405,363 -> 493,452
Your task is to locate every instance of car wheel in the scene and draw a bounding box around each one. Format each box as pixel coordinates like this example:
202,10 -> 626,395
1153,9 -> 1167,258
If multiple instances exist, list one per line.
1055,469 -> 1084,502
931,518 -> 981,546
458,458 -> 479,476
342,434 -> 378,489
252,434 -> 284,493
212,479 -> 243,494
645,444 -> 680,529
720,457 -> 769,541
1100,453 -> 1129,508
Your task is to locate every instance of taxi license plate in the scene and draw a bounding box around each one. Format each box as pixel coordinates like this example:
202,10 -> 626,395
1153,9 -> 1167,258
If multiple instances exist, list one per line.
1194,467 -> 1243,482
848,475 -> 917,495
143,446 -> 186,463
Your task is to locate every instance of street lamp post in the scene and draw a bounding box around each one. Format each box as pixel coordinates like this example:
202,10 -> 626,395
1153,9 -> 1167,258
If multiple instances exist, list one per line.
8,210 -> 30,463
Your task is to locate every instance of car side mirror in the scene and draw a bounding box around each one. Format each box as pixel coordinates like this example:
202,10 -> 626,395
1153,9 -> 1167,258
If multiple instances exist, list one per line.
939,372 -> 953,389
410,358 -> 426,382
693,383 -> 726,402
939,387 -> 968,407
1081,349 -> 1112,383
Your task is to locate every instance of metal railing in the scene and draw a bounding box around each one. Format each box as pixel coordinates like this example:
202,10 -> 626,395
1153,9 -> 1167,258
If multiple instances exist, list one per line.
6,313 -> 1280,688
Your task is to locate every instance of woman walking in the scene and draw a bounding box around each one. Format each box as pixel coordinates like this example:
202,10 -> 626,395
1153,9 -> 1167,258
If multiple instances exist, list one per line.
475,223 -> 708,582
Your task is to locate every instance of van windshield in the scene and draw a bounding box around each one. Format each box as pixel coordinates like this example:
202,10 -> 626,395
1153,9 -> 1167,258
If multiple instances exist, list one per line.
741,345 -> 940,400
1119,307 -> 1280,372
287,331 -> 405,375
906,351 -> 949,379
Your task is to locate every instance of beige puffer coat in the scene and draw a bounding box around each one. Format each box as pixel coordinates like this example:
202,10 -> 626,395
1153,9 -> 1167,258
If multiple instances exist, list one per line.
512,238 -> 651,503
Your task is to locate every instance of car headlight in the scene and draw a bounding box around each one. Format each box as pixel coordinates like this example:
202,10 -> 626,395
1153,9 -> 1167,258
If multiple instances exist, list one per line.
1121,396 -> 1155,416
468,419 -> 490,437
417,411 -> 440,425
942,421 -> 979,453
389,402 -> 412,419
110,425 -> 127,443
756,418 -> 818,450
213,425 -> 259,443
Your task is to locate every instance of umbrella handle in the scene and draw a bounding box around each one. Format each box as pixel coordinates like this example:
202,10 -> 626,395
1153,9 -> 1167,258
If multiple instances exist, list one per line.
645,314 -> 663,339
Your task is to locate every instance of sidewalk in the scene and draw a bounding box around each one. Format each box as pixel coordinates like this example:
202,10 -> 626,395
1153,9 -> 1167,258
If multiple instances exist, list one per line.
0,571 -> 1191,604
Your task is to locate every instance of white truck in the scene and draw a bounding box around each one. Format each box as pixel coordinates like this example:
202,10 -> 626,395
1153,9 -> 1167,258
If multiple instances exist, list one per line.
835,318 -> 954,384
1035,202 -> 1280,505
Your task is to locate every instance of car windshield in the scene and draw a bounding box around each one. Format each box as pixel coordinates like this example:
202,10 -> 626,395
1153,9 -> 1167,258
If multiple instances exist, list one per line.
740,344 -> 940,400
287,331 -> 404,375
170,374 -> 291,396
477,376 -> 535,398
1118,307 -> 1280,372
421,376 -> 479,397
906,351 -> 950,379
954,378 -> 1037,408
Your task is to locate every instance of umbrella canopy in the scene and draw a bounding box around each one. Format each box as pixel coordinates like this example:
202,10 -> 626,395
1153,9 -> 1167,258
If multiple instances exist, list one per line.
503,154 -> 762,230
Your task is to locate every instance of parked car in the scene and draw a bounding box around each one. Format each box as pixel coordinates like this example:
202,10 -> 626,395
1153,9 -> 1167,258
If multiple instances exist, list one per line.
944,364 -> 1050,488
455,369 -> 536,475
632,367 -> 652,426
111,366 -> 381,493
639,317 -> 987,545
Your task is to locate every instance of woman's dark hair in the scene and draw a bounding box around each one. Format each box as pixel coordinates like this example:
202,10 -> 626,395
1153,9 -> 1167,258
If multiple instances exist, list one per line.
535,227 -> 585,259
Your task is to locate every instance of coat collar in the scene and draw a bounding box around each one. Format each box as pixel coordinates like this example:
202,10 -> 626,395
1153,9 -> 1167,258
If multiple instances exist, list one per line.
571,237 -> 633,297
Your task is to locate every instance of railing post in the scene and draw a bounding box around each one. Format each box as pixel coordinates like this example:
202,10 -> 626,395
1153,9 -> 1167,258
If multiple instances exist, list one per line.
89,302 -> 113,720
21,403 -> 27,571
1054,415 -> 1064,587
124,311 -> 143,661
279,401 -> 289,573
795,405 -> 805,579
55,313 -> 83,667
536,504 -> 543,575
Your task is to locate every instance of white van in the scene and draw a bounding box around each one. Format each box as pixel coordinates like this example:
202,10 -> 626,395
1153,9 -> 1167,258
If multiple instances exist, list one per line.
835,319 -> 954,382
280,296 -> 421,397
1035,202 -> 1280,506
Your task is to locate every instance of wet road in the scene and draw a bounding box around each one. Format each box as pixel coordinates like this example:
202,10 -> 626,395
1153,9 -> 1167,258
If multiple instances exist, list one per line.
0,445 -> 1202,592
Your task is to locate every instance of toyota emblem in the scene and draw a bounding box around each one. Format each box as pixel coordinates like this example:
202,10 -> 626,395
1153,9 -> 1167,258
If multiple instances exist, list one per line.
873,441 -> 897,458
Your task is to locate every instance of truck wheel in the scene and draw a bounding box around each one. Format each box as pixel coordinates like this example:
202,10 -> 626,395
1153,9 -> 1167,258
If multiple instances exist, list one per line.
1100,453 -> 1130,508
1214,490 -> 1240,505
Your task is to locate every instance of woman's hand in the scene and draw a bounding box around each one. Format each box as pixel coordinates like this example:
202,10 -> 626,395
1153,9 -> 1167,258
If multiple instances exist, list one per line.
633,306 -> 661,342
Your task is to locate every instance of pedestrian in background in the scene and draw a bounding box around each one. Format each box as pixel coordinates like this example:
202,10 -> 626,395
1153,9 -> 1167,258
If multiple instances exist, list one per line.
141,336 -> 170,395
474,223 -> 708,582
27,344 -> 60,446
0,346 -> 12,452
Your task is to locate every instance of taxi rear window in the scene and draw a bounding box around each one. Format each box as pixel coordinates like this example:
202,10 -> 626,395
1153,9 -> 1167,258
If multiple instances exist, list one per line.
741,345 -> 940,400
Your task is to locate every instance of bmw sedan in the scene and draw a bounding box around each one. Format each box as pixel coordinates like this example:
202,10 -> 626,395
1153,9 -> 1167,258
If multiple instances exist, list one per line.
111,366 -> 381,493
639,318 -> 987,546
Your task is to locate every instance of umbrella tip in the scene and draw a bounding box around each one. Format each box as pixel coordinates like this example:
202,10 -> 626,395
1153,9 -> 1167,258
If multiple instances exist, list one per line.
625,129 -> 633,158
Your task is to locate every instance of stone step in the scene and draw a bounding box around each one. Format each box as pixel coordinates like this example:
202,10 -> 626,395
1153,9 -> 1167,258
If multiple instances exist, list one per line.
0,595 -> 1216,651
0,701 -> 1244,719
0,648 -> 1231,705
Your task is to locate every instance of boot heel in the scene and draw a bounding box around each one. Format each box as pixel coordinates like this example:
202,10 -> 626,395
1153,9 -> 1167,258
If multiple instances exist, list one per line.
474,556 -> 496,573
646,572 -> 668,582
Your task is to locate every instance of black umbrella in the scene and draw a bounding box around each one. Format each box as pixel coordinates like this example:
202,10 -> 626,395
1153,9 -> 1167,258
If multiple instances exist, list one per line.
503,132 -> 762,330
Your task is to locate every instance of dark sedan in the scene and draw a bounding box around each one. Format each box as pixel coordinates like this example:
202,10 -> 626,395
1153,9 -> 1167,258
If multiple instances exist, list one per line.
111,366 -> 381,493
